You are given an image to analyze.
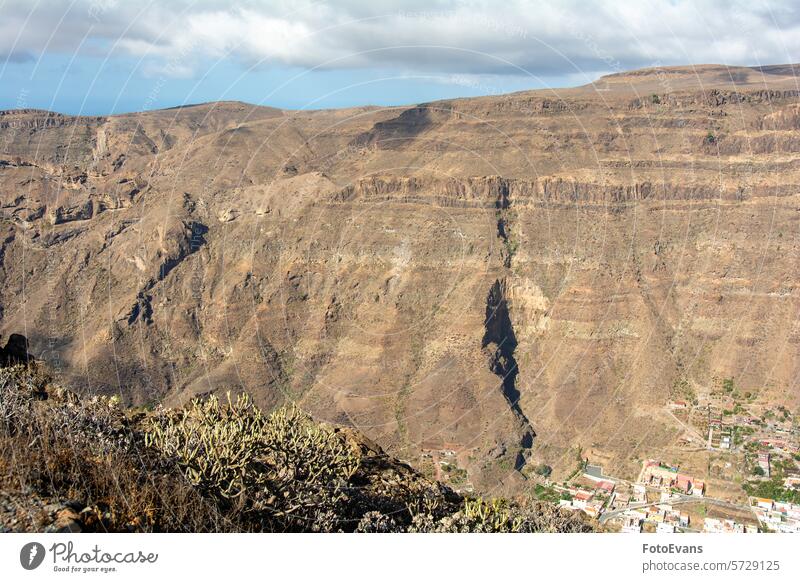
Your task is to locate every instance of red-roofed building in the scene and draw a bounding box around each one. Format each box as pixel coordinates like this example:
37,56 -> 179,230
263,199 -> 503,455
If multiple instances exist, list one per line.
597,480 -> 615,493
676,475 -> 692,494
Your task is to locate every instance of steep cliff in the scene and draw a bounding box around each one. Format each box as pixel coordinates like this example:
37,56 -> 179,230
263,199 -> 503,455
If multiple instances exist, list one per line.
1,64 -> 799,491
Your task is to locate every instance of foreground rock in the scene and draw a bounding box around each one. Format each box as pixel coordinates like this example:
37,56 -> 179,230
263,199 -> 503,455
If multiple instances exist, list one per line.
0,365 -> 594,533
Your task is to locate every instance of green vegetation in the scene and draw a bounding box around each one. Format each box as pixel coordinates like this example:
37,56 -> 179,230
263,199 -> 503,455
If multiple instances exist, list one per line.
505,237 -> 519,259
565,464 -> 585,483
531,484 -> 562,503
563,449 -> 586,483
403,497 -> 592,533
743,455 -> 800,503
145,395 -> 359,526
0,365 -> 595,533
744,479 -> 800,504
732,424 -> 754,446
671,377 -> 697,404
497,457 -> 512,472
774,458 -> 798,475
441,462 -> 469,485
419,457 -> 437,480
743,390 -> 757,401
722,377 -> 735,393
533,463 -> 553,478
0,365 -> 227,532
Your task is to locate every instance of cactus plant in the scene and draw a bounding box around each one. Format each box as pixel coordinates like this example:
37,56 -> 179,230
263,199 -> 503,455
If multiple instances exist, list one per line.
144,393 -> 359,529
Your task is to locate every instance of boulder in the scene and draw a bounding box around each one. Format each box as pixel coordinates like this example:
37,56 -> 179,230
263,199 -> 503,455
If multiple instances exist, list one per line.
0,334 -> 35,367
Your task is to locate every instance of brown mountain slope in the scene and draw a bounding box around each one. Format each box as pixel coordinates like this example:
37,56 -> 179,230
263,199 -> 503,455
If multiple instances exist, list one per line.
1,63 -> 799,492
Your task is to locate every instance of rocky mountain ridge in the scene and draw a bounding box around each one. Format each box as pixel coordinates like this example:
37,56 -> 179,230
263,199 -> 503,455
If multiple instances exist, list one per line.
1,63 -> 799,492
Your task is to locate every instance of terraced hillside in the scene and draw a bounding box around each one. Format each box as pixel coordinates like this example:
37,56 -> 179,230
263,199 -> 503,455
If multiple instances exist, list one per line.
1,64 -> 799,492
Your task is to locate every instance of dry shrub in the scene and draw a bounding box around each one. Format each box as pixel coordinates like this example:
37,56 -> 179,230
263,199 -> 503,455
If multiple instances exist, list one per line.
407,497 -> 594,533
0,366 -> 234,532
1,366 -> 596,533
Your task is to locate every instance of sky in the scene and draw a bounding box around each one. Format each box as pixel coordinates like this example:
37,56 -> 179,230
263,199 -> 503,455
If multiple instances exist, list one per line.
1,0 -> 799,115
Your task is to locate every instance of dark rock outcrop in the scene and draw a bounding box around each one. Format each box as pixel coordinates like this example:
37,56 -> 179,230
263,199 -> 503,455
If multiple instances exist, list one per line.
0,334 -> 34,367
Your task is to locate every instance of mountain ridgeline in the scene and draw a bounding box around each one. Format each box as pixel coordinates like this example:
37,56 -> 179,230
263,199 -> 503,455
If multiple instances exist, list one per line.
1,63 -> 799,491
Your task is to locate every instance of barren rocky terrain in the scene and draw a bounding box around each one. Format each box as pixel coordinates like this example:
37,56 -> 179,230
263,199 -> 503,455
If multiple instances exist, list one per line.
1,64 -> 799,492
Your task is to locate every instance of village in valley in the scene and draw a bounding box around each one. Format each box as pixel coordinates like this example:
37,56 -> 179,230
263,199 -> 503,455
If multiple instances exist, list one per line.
555,376 -> 800,533
418,377 -> 800,533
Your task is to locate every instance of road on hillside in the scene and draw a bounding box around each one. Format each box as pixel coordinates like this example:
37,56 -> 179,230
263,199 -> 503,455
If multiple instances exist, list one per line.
599,494 -> 752,523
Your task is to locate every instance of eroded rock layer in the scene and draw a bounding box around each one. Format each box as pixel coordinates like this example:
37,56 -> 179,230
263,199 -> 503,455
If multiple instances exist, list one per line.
1,65 -> 799,491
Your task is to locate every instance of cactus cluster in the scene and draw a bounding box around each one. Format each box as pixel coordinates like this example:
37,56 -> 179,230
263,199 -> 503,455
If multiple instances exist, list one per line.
407,498 -> 523,532
144,393 -> 268,498
407,497 -> 593,533
462,498 -> 524,532
2,365 -> 595,533
144,393 -> 359,529
0,365 -> 229,533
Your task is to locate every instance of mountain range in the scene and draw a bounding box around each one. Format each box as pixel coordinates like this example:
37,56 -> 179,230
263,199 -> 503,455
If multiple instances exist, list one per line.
1,63 -> 799,492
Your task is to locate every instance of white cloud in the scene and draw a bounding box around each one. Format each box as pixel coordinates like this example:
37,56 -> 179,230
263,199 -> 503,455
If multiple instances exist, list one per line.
2,0 -> 800,79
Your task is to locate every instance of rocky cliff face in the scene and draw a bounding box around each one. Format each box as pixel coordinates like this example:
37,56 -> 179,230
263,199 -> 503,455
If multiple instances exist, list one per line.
1,65 -> 799,492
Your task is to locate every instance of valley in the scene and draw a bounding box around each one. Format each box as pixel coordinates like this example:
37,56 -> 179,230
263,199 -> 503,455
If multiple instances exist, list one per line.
1,63 -> 799,497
